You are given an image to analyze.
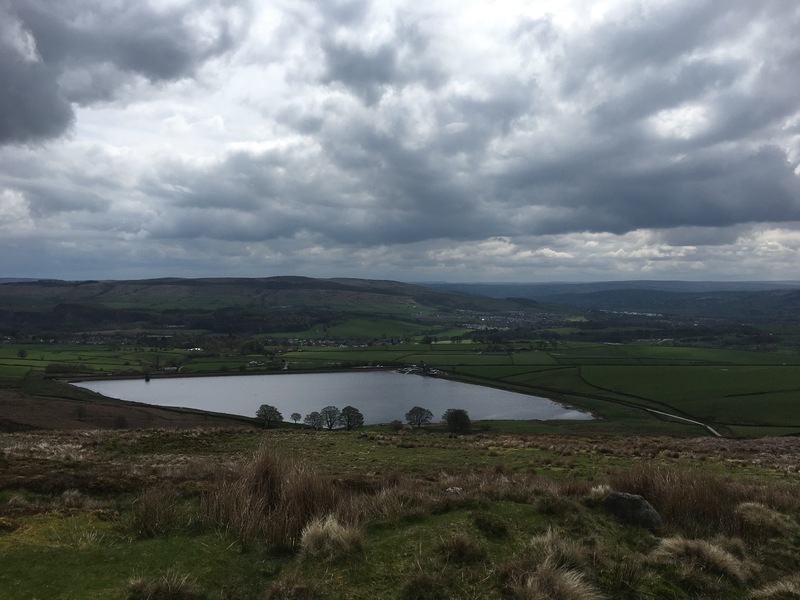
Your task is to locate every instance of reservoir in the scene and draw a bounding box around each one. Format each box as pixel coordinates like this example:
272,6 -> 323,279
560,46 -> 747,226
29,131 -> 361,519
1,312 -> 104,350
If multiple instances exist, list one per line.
73,371 -> 592,424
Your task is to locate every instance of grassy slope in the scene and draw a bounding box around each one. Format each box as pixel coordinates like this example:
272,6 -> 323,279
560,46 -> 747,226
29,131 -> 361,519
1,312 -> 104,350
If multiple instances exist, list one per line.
2,428 -> 800,599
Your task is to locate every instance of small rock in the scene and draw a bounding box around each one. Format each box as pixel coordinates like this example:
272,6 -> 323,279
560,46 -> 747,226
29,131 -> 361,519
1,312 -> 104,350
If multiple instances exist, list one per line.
603,491 -> 662,530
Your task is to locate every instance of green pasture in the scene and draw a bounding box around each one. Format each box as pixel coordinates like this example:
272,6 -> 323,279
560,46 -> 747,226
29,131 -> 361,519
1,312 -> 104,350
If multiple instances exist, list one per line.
315,316 -> 429,339
580,365 -> 800,427
550,343 -> 800,366
0,345 -> 192,377
0,514 -> 269,600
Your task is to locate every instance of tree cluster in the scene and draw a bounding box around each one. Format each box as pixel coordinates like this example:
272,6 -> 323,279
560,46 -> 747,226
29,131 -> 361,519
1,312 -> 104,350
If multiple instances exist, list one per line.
303,405 -> 364,430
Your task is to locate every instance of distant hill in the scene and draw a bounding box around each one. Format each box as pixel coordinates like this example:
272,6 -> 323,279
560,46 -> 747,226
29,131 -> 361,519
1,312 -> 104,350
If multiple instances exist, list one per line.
425,281 -> 800,321
0,276 -> 547,334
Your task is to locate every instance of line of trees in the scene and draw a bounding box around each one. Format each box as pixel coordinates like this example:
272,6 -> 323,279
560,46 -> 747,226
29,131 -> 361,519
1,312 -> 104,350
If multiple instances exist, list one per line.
258,403 -> 470,433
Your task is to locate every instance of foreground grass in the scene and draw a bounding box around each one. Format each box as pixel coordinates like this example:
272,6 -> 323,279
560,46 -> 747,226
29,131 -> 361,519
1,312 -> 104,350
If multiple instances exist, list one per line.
3,427 -> 800,599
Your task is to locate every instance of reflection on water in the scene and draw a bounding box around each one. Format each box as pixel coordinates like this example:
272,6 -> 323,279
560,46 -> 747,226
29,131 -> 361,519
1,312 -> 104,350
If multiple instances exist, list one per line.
74,370 -> 592,424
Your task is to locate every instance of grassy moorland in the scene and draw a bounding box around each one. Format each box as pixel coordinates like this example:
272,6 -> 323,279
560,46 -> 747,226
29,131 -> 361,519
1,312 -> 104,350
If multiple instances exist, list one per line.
2,427 -> 800,599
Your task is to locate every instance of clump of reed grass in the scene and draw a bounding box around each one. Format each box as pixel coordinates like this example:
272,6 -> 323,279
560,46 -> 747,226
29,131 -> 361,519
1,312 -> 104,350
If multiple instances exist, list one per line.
607,464 -> 744,536
200,447 -> 345,551
128,483 -> 187,539
299,514 -> 363,561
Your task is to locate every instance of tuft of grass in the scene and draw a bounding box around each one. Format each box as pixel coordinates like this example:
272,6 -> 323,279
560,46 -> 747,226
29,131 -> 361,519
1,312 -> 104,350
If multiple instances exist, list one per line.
299,514 -> 363,561
753,577 -> 800,599
599,555 -> 647,599
435,532 -> 488,565
472,510 -> 509,539
265,571 -> 322,599
734,501 -> 795,539
399,570 -> 449,600
650,536 -> 751,583
508,558 -> 605,600
527,528 -> 590,571
127,569 -> 206,600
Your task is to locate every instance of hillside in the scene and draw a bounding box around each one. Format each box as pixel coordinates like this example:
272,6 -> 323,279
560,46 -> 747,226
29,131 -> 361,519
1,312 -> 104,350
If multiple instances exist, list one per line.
427,281 -> 800,321
0,277 -> 540,335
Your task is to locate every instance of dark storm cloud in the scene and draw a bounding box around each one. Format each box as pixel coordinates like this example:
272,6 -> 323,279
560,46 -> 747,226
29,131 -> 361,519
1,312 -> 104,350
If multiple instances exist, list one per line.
0,4 -> 74,143
0,0 -> 249,144
321,40 -> 399,105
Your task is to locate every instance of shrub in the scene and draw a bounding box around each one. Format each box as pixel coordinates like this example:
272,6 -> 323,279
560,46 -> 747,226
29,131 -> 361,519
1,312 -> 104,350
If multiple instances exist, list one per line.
442,408 -> 471,434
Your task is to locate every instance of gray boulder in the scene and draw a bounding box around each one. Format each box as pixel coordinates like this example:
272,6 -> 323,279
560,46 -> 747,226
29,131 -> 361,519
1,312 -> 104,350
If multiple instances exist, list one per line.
603,491 -> 662,530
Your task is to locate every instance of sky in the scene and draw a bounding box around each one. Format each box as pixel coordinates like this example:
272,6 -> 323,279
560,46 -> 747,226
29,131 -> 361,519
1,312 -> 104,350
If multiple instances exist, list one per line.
1,0 -> 800,283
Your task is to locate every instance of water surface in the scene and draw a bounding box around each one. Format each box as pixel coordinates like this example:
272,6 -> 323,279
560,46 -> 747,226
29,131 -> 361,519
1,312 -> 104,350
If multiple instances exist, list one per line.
74,371 -> 592,424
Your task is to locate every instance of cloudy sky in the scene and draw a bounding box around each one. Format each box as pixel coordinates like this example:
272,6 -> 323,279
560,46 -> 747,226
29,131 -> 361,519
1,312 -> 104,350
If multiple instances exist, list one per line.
2,0 -> 800,282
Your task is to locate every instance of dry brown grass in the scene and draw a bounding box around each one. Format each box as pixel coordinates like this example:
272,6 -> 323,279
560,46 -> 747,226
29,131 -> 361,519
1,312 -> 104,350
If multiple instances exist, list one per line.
649,536 -> 752,583
508,559 -> 605,600
299,514 -> 363,561
753,576 -> 800,599
527,528 -> 591,571
200,447 -> 348,550
734,501 -> 796,539
128,482 -> 188,539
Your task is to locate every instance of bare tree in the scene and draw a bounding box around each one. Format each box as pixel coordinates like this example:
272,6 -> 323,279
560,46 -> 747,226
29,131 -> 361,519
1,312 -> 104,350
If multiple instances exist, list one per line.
405,406 -> 433,429
320,405 -> 341,430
